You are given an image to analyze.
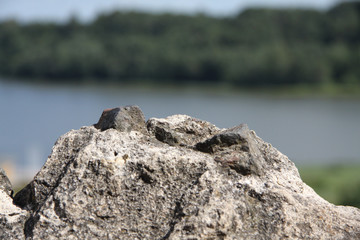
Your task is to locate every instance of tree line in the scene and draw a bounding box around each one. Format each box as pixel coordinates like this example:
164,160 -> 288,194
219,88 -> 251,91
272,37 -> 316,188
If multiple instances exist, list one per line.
0,2 -> 359,87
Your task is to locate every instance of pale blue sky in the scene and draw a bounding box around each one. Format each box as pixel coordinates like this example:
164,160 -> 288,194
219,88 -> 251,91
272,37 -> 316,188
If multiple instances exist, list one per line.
0,0 -> 342,22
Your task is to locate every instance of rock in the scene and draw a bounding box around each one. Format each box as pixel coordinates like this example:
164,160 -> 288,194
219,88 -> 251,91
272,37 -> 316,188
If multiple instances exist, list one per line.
0,168 -> 28,239
146,114 -> 221,147
13,126 -> 98,211
94,105 -> 146,133
195,124 -> 265,176
6,107 -> 360,239
0,168 -> 13,197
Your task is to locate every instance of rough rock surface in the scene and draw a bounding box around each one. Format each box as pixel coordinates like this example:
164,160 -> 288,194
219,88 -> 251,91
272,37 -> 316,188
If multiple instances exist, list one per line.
0,168 -> 13,197
94,105 -> 146,134
146,114 -> 221,147
0,168 -> 28,239
2,106 -> 360,239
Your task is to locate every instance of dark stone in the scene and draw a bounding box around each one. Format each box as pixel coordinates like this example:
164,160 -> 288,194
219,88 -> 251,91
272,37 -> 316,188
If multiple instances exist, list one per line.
214,153 -> 263,176
196,124 -> 265,176
195,124 -> 250,154
153,126 -> 179,146
13,181 -> 34,210
94,105 -> 146,133
146,115 -> 220,147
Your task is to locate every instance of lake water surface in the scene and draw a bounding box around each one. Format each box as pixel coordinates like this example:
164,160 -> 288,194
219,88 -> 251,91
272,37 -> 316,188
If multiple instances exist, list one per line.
1,79 -> 359,180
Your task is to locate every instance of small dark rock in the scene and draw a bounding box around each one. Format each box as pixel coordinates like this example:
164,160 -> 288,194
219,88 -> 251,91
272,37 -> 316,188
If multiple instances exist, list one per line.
94,105 -> 146,133
147,115 -> 220,147
13,181 -> 34,210
153,126 -> 179,146
195,124 -> 250,154
214,153 -> 263,176
196,124 -> 265,176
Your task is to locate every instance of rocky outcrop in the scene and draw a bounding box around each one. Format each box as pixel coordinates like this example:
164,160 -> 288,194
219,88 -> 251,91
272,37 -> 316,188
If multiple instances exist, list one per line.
1,105 -> 359,239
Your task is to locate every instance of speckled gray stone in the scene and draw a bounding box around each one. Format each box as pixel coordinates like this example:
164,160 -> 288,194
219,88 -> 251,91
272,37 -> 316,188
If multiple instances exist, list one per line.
5,107 -> 360,239
0,168 -> 12,197
0,168 -> 28,239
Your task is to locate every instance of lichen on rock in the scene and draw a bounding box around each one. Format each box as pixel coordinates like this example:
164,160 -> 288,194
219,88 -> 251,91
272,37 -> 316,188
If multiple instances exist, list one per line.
1,106 -> 359,239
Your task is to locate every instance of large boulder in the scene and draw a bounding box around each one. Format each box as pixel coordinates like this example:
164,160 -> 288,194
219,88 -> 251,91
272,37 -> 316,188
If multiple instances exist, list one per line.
4,105 -> 360,239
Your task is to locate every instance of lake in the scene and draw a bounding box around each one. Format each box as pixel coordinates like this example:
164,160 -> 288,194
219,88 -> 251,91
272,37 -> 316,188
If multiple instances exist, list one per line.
1,79 -> 360,181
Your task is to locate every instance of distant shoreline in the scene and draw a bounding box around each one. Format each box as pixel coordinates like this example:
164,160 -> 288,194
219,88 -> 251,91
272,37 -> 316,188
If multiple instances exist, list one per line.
1,76 -> 360,99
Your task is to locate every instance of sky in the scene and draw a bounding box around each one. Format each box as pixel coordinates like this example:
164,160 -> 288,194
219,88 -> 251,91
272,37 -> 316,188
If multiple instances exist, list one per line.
0,0 -> 342,23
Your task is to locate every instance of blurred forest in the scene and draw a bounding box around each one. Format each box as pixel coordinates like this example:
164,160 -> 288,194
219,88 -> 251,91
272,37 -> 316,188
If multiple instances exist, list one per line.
0,2 -> 359,88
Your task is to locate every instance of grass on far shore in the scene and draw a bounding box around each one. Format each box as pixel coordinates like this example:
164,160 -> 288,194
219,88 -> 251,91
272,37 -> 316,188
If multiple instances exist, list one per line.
3,76 -> 360,99
298,164 -> 360,208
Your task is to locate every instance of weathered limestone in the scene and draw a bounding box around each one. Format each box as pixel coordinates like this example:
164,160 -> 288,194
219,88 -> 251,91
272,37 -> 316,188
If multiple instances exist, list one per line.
0,168 -> 12,197
1,106 -> 359,239
0,168 -> 28,239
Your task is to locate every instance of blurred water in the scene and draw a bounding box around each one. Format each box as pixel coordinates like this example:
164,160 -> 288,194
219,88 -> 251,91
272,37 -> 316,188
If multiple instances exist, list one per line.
1,79 -> 360,180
